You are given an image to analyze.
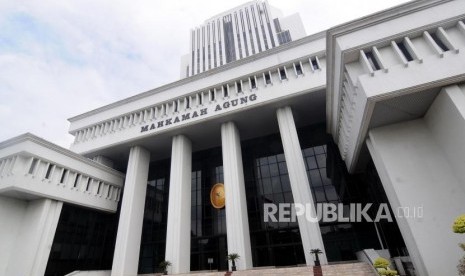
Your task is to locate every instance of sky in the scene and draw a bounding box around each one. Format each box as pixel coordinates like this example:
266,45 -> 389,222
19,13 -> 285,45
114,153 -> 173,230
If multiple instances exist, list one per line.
0,0 -> 411,148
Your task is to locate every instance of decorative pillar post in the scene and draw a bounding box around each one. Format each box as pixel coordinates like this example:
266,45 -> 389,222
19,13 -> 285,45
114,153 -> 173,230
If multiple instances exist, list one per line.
276,106 -> 328,266
221,121 -> 253,270
165,135 -> 192,274
111,146 -> 150,276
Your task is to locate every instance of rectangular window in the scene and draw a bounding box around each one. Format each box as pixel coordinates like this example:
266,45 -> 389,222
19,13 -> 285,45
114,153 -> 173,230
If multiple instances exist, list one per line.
397,41 -> 414,61
186,97 -> 190,109
210,90 -> 215,101
250,76 -> 257,89
430,32 -> 449,52
97,181 -> 102,194
198,93 -> 203,105
86,177 -> 92,191
45,164 -> 53,179
365,51 -> 381,71
311,58 -> 319,70
28,158 -> 38,174
107,186 -> 112,198
295,63 -> 303,75
264,72 -> 271,84
236,81 -> 242,93
60,169 -> 68,184
173,101 -> 178,113
223,85 -> 229,97
73,174 -> 81,188
279,67 -> 287,80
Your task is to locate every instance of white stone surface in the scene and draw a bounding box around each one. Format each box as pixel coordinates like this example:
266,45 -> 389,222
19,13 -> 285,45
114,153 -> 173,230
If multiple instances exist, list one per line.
111,146 -> 150,276
165,135 -> 192,274
276,106 -> 327,266
0,134 -> 125,212
221,122 -> 253,270
2,198 -> 62,276
367,116 -> 465,276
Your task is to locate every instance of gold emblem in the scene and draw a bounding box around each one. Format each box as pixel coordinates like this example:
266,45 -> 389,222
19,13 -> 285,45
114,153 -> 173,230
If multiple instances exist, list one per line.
210,183 -> 225,209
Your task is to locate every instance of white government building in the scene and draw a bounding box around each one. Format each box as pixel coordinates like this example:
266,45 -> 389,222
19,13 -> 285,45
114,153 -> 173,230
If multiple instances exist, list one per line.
1,0 -> 464,276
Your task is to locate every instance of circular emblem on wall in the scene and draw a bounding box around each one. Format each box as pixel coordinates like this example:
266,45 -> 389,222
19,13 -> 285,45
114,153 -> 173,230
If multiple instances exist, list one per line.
210,183 -> 225,209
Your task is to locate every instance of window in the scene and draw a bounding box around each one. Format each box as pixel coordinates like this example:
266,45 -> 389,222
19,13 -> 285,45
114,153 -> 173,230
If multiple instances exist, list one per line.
86,178 -> 92,191
250,76 -> 257,89
73,174 -> 81,188
295,63 -> 303,75
173,101 -> 178,113
223,85 -> 229,97
28,158 -> 38,174
186,97 -> 190,109
198,93 -> 203,105
210,90 -> 216,101
97,181 -> 102,194
45,164 -> 53,179
430,32 -> 449,52
365,51 -> 381,71
397,41 -> 414,61
279,67 -> 287,80
236,81 -> 242,93
60,169 -> 68,184
264,72 -> 271,84
311,58 -> 319,70
277,30 -> 291,45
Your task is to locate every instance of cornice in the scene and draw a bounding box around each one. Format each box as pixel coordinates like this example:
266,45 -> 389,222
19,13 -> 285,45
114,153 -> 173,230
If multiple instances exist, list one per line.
326,0 -> 454,134
67,31 -> 326,123
0,133 -> 125,178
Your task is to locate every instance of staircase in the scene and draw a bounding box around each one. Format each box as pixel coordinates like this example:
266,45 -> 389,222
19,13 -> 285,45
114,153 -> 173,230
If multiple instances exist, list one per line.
142,262 -> 376,276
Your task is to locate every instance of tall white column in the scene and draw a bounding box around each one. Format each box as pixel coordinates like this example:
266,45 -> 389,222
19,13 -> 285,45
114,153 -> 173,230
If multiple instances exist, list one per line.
221,121 -> 253,270
165,135 -> 192,274
112,146 -> 150,276
276,106 -> 328,266
5,198 -> 63,276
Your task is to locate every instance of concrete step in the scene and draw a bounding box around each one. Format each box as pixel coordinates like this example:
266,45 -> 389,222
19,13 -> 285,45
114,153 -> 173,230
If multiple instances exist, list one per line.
141,262 -> 376,276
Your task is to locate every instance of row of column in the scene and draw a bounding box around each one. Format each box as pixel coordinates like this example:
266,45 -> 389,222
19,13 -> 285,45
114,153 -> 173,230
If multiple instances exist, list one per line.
111,106 -> 327,276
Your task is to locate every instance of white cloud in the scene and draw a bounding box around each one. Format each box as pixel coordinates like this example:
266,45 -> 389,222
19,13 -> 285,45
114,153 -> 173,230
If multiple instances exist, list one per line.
0,0 -> 410,148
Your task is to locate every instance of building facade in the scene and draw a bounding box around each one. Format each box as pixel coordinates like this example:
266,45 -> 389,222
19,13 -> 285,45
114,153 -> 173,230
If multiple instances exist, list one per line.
0,1 -> 465,276
180,0 -> 306,78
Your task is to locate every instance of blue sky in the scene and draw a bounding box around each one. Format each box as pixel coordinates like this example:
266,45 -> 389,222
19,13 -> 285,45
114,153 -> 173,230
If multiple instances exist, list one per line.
0,0 -> 409,148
